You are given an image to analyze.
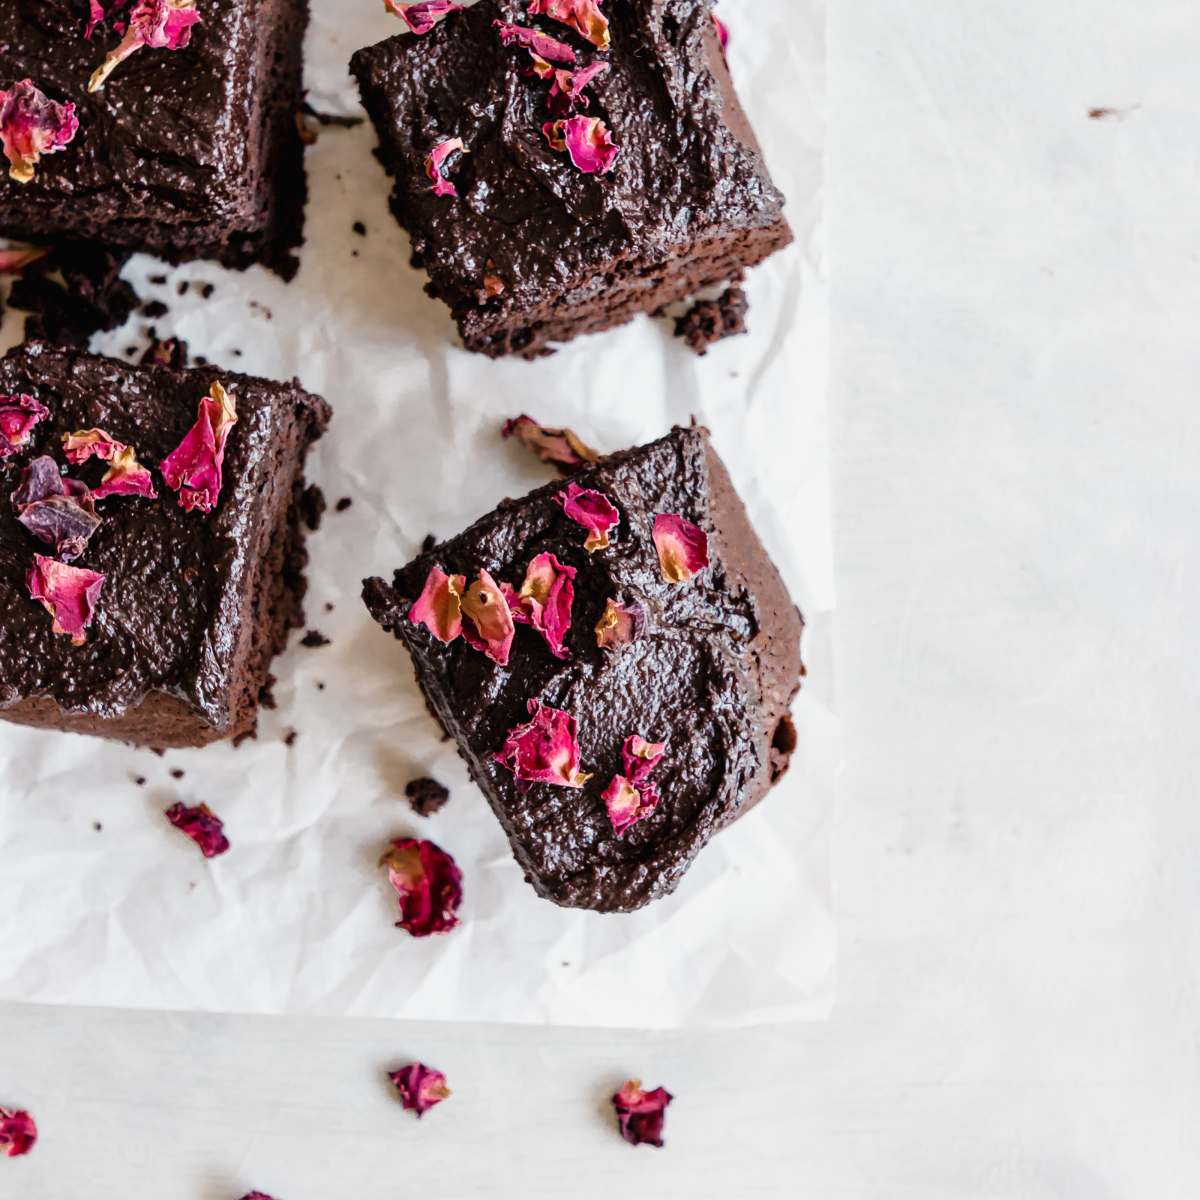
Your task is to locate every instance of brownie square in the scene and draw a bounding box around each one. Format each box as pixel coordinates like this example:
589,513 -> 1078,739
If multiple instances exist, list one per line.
0,0 -> 309,278
0,341 -> 331,748
363,426 -> 804,913
350,0 -> 792,358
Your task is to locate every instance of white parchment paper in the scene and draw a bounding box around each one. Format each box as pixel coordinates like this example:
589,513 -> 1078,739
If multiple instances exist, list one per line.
0,0 -> 832,1027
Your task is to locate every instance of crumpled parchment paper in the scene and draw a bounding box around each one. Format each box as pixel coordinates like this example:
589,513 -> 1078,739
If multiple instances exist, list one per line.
0,0 -> 833,1027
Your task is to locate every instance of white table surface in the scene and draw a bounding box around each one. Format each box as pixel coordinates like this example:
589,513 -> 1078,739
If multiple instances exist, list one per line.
4,1 -> 1199,1196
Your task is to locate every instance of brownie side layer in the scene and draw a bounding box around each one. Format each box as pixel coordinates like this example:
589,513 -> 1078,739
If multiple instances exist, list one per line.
0,0 -> 309,276
351,0 -> 792,357
363,426 -> 804,913
0,342 -> 331,748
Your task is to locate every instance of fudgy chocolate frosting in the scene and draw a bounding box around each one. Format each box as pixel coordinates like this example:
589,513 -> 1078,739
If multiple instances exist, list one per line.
0,0 -> 294,240
364,426 -> 804,913
0,342 -> 329,731
351,0 -> 787,315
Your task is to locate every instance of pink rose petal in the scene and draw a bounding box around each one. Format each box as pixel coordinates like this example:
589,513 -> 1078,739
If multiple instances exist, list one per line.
612,1080 -> 673,1147
380,838 -> 463,937
425,136 -> 466,197
460,569 -> 516,665
0,245 -> 51,273
63,428 -> 122,464
389,1062 -> 452,1116
653,513 -> 709,583
85,0 -> 131,39
383,0 -> 463,35
165,802 -> 229,858
13,455 -> 102,562
549,60 -> 609,109
237,1193 -> 279,1200
160,382 -> 237,514
0,1108 -> 37,1158
494,20 -> 577,64
714,11 -> 729,54
501,414 -> 599,475
0,80 -> 78,184
91,444 -> 157,500
623,733 -> 666,781
508,553 -> 576,659
0,392 -> 49,458
595,597 -> 638,648
89,0 -> 201,92
494,699 -> 591,790
26,553 -> 104,643
556,481 -> 619,552
528,0 -> 610,51
410,565 -> 467,644
602,775 -> 659,836
556,115 -> 618,174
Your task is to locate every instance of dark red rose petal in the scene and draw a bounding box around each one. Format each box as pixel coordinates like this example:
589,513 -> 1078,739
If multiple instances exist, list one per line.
0,1108 -> 36,1158
494,699 -> 591,790
0,392 -> 49,458
556,481 -> 619,552
612,1079 -> 672,1147
160,382 -> 237,513
388,1062 -> 451,1116
505,553 -> 576,659
0,80 -> 79,183
165,802 -> 230,858
425,136 -> 466,197
380,838 -> 463,937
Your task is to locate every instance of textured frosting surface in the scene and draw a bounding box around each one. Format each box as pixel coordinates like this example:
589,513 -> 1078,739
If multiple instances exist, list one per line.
351,0 -> 788,314
0,343 -> 329,730
0,0 -> 290,231
364,427 -> 804,912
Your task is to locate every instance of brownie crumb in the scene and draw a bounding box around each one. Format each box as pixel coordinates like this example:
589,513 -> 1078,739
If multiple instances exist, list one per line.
149,274 -> 168,285
94,822 -> 103,831
199,283 -> 215,299
170,768 -> 185,779
674,287 -> 749,355
284,729 -> 298,747
232,349 -> 243,356
125,346 -> 139,357
299,483 -> 326,531
410,249 -> 425,270
353,221 -> 367,236
335,497 -> 353,512
232,728 -> 256,747
406,776 -> 450,817
421,533 -> 437,553
259,674 -> 278,710
192,356 -> 208,366
301,630 -> 331,648
1088,107 -> 1117,119
324,602 -> 334,612
142,300 -> 169,318
177,281 -> 190,295
135,776 -> 147,786
316,681 -> 326,691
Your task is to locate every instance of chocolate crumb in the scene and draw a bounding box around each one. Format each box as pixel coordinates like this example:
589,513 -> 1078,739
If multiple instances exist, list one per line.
410,249 -> 425,270
335,497 -> 352,512
233,349 -> 243,356
352,250 -> 359,257
232,728 -> 256,747
299,484 -> 326,532
183,566 -> 199,584
135,776 -> 147,786
353,221 -> 367,236
170,768 -> 185,779
324,602 -> 334,612
316,681 -> 326,691
94,822 -> 102,831
421,533 -> 436,553
177,281 -> 189,295
149,274 -> 167,285
284,729 -> 298,747
1088,107 -> 1117,119
193,355 -> 208,366
199,283 -> 215,299
674,287 -> 749,355
142,300 -> 168,318
301,630 -> 331,648
125,346 -> 138,356
405,776 -> 450,817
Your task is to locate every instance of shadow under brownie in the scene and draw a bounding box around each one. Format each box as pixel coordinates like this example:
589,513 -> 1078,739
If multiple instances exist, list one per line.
363,425 -> 804,913
351,0 -> 792,358
0,341 -> 330,749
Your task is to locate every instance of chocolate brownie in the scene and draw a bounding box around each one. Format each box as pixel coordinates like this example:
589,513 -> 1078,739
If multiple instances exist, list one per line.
0,341 -> 330,748
350,0 -> 792,358
0,0 -> 309,278
363,426 -> 803,913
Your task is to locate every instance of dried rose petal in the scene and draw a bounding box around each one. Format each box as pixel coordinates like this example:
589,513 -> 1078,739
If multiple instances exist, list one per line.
612,1079 -> 672,1147
380,837 -> 463,937
0,1108 -> 37,1158
0,245 -> 50,273
556,481 -> 619,552
63,427 -> 122,464
595,597 -> 636,648
623,733 -> 666,781
460,569 -> 516,665
714,11 -> 729,54
0,393 -> 49,458
0,80 -> 79,184
653,513 -> 709,583
602,775 -> 659,836
556,115 -> 618,174
92,445 -> 157,499
89,0 -> 202,92
501,414 -> 598,475
383,0 -> 463,35
410,565 -> 467,644
26,554 -> 104,644
85,0 -> 131,39
529,0 -> 610,51
550,60 -> 609,108
13,456 -> 101,561
165,802 -> 229,858
494,699 -> 591,790
160,382 -> 237,513
389,1062 -> 451,1116
494,20 -> 577,64
237,1193 -> 279,1200
508,553 -> 576,659
425,136 -> 466,197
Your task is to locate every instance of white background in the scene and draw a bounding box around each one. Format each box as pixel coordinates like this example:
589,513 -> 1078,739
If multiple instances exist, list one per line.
3,0 -> 1199,1196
